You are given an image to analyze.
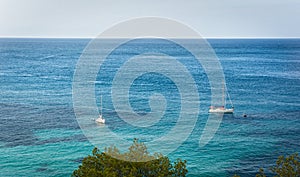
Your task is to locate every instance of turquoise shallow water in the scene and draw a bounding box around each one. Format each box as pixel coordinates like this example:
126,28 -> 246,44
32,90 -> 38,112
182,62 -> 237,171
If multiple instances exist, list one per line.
0,38 -> 299,176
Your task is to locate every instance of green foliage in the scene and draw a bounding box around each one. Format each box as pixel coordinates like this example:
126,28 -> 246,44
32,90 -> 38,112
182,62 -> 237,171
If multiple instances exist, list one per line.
270,153 -> 300,177
232,174 -> 240,177
255,168 -> 266,177
72,139 -> 188,177
233,153 -> 300,177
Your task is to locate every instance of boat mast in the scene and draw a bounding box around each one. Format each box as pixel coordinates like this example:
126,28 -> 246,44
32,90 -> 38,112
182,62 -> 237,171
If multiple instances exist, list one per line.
100,96 -> 102,115
224,83 -> 233,108
222,81 -> 225,107
227,90 -> 233,108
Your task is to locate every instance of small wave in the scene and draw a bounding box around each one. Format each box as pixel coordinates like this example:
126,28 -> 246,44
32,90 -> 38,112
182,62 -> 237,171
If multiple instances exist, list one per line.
19,73 -> 34,77
39,75 -> 69,80
40,55 -> 56,60
0,72 -> 34,77
88,80 -> 104,84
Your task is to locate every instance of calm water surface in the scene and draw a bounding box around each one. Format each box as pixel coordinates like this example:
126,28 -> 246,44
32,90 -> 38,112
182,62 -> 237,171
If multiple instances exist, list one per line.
0,38 -> 299,176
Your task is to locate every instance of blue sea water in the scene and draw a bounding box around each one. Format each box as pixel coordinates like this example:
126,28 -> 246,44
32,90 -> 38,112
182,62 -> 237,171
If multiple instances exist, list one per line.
0,38 -> 299,177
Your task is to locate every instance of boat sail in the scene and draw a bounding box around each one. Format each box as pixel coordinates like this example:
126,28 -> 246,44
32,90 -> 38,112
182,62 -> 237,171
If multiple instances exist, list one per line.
209,82 -> 234,114
95,96 -> 105,124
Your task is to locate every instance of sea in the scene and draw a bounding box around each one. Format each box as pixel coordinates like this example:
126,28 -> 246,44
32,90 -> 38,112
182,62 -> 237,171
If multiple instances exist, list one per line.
0,38 -> 299,177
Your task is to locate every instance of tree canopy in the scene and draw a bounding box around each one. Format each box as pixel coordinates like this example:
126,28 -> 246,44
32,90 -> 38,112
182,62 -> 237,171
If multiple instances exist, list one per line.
269,153 -> 299,177
234,153 -> 300,177
72,139 -> 188,177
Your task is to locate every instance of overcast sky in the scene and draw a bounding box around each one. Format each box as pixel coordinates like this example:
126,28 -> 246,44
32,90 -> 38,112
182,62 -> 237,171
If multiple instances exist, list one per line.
0,0 -> 299,38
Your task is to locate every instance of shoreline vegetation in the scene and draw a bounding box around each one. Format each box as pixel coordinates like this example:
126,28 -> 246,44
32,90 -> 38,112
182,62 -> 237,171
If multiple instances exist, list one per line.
72,139 -> 299,177
234,153 -> 300,177
72,139 -> 187,177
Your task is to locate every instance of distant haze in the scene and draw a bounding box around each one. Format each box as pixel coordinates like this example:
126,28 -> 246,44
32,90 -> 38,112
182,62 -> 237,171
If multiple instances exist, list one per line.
0,0 -> 299,38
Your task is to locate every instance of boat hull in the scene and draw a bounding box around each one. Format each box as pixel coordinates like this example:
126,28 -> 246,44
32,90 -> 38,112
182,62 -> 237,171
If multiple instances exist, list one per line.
209,108 -> 234,114
95,117 -> 105,124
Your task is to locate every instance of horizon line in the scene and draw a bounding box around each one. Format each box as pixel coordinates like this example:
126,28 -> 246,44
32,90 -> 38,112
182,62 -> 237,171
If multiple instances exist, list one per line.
1,36 -> 300,39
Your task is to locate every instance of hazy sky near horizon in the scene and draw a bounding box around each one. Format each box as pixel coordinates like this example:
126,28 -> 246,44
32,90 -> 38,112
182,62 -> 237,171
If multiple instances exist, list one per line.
0,0 -> 299,38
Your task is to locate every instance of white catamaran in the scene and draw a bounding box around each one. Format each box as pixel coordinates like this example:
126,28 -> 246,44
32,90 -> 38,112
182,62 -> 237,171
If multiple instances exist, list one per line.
209,82 -> 234,114
95,96 -> 105,124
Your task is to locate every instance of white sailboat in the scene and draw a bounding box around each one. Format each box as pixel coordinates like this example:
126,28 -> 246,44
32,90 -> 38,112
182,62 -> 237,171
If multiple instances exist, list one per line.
95,96 -> 105,124
209,82 -> 234,114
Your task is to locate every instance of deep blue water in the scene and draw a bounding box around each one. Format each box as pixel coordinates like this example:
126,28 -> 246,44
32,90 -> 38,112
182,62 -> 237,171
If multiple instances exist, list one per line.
0,38 -> 299,176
